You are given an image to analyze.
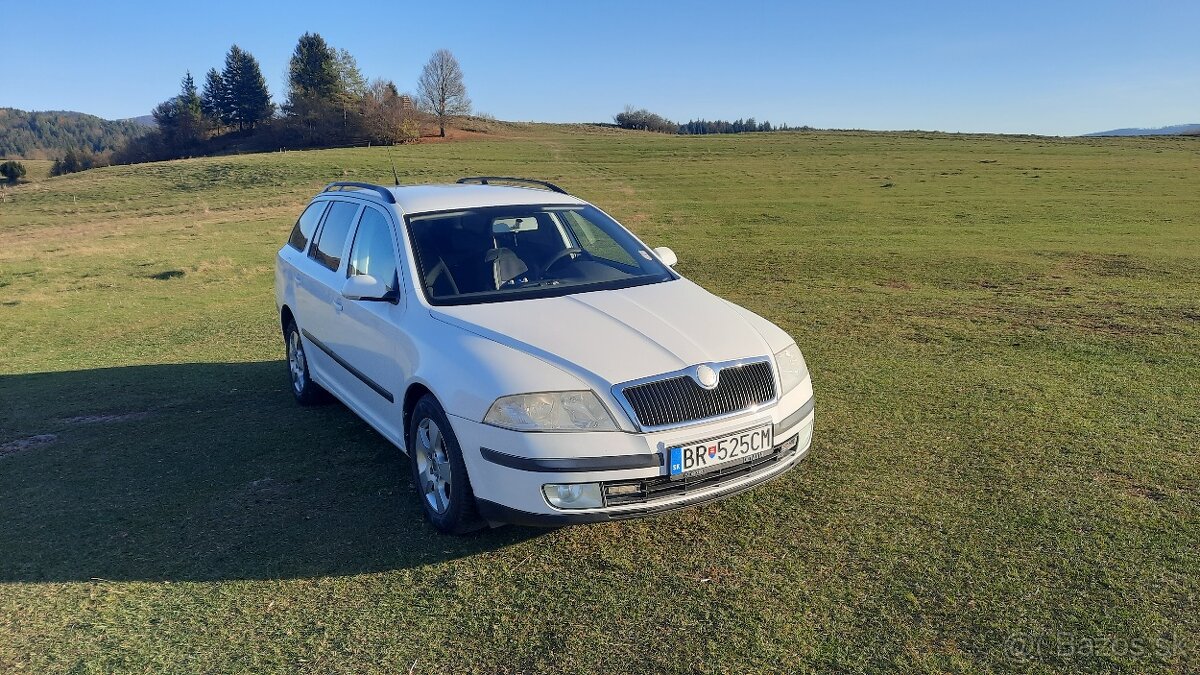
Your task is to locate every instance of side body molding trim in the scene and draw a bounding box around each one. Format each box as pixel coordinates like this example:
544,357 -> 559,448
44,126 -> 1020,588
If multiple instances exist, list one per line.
301,328 -> 395,403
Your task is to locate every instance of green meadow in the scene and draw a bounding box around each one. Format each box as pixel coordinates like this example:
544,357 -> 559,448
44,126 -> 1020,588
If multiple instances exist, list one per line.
1,126 -> 1197,673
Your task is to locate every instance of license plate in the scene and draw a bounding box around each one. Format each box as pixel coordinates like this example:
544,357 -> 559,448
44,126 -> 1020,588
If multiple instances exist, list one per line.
668,424 -> 773,478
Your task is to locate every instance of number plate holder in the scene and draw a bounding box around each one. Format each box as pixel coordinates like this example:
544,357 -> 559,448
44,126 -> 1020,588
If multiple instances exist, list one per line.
667,424 -> 774,479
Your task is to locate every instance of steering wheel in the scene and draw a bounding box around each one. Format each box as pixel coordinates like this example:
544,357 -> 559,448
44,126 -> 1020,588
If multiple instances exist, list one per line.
542,247 -> 584,274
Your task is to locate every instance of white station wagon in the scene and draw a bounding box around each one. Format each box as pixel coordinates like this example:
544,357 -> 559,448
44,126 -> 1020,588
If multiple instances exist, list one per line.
275,177 -> 815,533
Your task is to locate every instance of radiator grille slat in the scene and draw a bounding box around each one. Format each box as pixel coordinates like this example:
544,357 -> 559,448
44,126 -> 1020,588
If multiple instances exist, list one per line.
620,360 -> 776,429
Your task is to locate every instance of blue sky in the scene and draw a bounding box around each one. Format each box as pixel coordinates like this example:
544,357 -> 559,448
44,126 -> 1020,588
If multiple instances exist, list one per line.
2,0 -> 1198,136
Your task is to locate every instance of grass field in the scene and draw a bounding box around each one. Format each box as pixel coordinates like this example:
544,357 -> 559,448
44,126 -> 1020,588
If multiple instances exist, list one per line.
1,126 -> 1197,673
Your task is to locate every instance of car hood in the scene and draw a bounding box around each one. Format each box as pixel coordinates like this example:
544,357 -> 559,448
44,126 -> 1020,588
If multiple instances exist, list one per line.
429,279 -> 774,386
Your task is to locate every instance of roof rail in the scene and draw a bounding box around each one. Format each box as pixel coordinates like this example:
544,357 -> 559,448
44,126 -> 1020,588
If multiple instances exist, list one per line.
456,176 -> 569,194
322,182 -> 396,203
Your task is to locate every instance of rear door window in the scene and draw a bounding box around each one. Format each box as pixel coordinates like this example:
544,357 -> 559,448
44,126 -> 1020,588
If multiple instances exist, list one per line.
286,201 -> 328,251
308,201 -> 361,272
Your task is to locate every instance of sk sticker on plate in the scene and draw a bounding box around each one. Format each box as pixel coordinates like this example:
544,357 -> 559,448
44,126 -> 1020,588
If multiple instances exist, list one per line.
669,447 -> 683,474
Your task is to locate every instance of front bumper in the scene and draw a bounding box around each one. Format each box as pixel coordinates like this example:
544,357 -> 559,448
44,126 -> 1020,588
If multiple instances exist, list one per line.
447,376 -> 815,526
476,427 -> 812,526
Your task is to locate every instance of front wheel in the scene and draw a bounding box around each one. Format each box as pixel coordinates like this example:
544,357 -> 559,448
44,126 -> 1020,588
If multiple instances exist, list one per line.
408,394 -> 483,534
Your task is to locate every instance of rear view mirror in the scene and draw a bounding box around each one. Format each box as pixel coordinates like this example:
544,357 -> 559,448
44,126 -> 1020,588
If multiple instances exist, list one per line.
653,246 -> 678,267
341,274 -> 395,302
493,216 -> 539,233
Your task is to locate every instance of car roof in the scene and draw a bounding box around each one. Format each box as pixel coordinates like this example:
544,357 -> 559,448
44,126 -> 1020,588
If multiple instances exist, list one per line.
320,183 -> 587,215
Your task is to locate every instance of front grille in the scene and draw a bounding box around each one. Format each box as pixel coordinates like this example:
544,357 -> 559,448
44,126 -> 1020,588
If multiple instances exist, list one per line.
602,433 -> 800,506
619,360 -> 776,429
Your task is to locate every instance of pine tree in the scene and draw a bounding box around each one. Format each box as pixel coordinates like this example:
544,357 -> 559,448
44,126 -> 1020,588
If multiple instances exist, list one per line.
221,45 -> 274,132
220,46 -> 248,130
334,48 -> 367,101
152,71 -> 205,153
179,71 -> 205,146
287,33 -> 340,103
283,33 -> 357,145
0,160 -> 26,183
201,67 -> 228,130
180,72 -> 202,117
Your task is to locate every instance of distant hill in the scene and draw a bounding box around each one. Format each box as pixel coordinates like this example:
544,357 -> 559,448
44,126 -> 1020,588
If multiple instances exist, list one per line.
1083,123 -> 1200,137
0,108 -> 151,159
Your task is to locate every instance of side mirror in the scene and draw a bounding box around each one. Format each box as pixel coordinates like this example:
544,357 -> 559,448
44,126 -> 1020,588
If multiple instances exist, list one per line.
653,246 -> 678,267
341,274 -> 395,302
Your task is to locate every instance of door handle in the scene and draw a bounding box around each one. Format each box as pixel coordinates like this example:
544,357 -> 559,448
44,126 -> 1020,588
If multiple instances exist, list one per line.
334,299 -> 344,312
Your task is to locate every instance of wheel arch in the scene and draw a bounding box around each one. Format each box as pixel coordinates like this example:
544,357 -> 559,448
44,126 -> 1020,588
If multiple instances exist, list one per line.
280,304 -> 296,335
403,382 -> 435,442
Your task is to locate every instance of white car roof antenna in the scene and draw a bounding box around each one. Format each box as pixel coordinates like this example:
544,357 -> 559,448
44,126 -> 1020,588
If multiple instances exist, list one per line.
388,146 -> 401,186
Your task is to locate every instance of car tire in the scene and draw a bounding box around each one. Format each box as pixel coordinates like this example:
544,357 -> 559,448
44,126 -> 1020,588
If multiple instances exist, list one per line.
284,319 -> 327,406
408,394 -> 484,534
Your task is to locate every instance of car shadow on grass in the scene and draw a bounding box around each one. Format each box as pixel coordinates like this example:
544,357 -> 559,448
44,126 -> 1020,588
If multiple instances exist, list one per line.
0,361 -> 546,582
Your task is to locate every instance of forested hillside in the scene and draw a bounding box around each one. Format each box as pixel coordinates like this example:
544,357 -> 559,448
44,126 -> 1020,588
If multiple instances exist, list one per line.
0,108 -> 150,158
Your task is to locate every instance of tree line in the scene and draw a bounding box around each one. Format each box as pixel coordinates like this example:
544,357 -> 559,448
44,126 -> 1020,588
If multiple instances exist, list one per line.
615,106 -> 809,135
108,35 -> 470,167
0,108 -> 149,159
680,118 -> 810,134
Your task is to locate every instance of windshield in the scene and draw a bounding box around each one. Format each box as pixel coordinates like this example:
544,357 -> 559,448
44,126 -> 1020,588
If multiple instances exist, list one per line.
406,204 -> 674,305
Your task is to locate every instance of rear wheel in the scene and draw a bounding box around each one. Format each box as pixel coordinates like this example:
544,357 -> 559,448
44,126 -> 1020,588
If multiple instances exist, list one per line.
408,394 -> 483,534
284,319 -> 326,406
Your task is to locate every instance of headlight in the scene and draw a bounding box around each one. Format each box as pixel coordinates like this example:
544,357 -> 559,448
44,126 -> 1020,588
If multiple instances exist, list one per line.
774,343 -> 809,395
484,391 -> 618,431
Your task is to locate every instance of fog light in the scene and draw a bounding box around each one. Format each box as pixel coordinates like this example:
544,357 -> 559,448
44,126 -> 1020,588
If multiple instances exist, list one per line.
542,482 -> 603,509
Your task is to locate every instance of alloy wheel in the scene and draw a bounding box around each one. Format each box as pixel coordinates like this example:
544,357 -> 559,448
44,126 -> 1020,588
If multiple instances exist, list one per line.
415,417 -> 453,514
287,330 -> 306,394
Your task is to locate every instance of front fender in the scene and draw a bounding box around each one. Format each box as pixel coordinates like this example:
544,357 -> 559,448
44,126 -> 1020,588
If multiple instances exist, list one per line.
409,319 -> 595,424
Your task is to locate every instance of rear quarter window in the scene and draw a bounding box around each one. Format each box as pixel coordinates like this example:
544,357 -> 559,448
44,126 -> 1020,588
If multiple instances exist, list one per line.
308,202 -> 361,272
286,201 -> 329,251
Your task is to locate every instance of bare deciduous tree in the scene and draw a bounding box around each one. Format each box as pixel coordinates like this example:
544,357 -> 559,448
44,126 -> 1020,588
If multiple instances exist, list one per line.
417,49 -> 471,138
362,79 -> 413,144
